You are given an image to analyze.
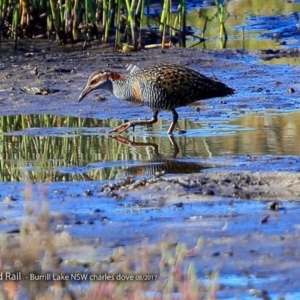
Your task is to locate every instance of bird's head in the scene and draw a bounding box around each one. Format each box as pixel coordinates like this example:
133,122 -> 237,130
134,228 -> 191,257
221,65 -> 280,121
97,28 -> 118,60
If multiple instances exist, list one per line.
78,69 -> 124,102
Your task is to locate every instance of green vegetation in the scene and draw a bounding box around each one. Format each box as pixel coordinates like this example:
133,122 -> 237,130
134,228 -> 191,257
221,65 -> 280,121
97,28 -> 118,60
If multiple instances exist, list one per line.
0,0 -> 236,49
214,0 -> 229,42
0,0 -> 192,48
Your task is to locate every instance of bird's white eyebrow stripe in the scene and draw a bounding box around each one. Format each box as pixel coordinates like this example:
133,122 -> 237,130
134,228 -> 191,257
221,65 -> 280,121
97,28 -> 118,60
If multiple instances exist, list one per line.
92,72 -> 105,81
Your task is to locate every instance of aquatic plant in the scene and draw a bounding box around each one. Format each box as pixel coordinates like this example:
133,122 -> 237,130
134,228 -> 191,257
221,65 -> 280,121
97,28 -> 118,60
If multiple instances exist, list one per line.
214,0 -> 229,41
0,0 -> 195,48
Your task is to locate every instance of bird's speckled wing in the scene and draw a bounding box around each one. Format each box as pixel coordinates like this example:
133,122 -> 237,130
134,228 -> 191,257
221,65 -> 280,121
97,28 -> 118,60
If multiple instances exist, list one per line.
128,64 -> 234,109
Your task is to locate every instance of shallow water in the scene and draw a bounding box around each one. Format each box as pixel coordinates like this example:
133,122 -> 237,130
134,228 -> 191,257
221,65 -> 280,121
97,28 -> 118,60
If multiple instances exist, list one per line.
1,111 -> 300,182
184,0 -> 300,50
261,55 -> 300,65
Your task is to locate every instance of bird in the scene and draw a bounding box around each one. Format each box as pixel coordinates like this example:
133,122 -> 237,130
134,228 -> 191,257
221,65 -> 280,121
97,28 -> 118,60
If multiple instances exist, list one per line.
78,63 -> 235,135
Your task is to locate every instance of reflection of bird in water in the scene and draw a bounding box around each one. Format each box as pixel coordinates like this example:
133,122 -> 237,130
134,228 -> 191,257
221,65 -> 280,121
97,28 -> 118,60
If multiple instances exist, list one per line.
78,63 -> 234,135
111,135 -> 212,177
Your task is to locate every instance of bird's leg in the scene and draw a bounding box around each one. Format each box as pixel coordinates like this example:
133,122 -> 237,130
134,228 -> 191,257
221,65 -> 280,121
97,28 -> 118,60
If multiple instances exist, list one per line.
109,135 -> 159,154
109,110 -> 159,134
168,135 -> 180,158
167,109 -> 179,135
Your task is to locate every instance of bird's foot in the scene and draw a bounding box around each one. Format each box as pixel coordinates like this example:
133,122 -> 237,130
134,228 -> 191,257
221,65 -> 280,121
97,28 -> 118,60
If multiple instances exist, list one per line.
109,122 -> 132,134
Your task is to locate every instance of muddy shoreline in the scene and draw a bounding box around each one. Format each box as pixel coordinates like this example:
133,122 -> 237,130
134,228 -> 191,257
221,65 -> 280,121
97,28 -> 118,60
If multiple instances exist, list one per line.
1,41 -> 300,299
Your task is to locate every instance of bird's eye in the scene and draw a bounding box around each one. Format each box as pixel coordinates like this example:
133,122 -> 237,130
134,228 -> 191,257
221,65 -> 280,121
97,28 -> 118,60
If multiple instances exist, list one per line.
90,79 -> 97,85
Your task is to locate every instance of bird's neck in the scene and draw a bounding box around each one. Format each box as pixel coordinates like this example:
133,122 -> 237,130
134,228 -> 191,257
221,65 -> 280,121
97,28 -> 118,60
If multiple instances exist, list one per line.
109,71 -> 126,82
109,72 -> 135,102
98,72 -> 126,95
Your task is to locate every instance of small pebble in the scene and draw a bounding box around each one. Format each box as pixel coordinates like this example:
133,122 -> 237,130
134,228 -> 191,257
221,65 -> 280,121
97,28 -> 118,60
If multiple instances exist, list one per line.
268,201 -> 279,211
224,251 -> 233,257
53,190 -> 63,194
96,96 -> 106,101
83,190 -> 92,196
174,202 -> 184,209
249,289 -> 270,300
4,195 -> 17,202
177,129 -> 186,134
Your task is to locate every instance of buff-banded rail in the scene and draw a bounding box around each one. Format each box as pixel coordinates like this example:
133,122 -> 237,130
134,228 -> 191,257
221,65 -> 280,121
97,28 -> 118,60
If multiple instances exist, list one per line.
78,63 -> 235,135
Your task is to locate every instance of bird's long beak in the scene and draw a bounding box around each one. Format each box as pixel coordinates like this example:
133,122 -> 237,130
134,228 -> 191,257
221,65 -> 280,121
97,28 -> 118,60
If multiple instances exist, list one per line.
78,86 -> 90,102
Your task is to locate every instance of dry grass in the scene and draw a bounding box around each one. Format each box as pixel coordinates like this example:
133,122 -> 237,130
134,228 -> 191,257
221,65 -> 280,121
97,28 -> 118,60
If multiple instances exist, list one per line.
0,185 -> 218,300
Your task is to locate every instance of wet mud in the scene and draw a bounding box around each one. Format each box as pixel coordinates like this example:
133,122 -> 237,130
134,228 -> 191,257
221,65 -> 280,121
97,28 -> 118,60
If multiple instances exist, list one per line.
1,40 -> 300,298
